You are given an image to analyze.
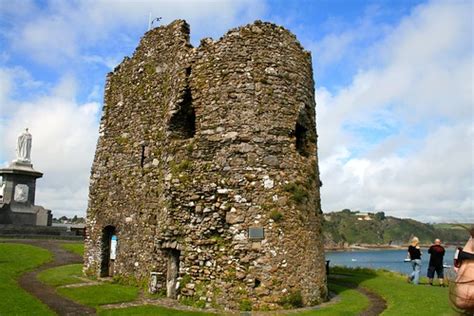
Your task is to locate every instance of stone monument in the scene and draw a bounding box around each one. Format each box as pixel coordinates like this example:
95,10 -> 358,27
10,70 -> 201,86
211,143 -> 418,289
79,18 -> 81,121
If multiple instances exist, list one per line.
85,20 -> 326,310
0,129 -> 52,226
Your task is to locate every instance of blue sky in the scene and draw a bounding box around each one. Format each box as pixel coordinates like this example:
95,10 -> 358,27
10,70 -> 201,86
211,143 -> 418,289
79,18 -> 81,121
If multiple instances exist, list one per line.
0,0 -> 472,222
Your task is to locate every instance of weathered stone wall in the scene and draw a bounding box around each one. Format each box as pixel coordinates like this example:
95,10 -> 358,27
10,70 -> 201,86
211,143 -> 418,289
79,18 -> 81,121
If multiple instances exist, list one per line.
85,19 -> 326,310
84,20 -> 192,282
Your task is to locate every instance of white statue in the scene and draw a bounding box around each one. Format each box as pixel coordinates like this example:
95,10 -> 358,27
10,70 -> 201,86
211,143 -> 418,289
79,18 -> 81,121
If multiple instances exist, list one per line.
16,128 -> 32,163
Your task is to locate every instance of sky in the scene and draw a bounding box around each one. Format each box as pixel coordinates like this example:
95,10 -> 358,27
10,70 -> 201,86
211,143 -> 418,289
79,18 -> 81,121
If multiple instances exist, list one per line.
0,0 -> 472,223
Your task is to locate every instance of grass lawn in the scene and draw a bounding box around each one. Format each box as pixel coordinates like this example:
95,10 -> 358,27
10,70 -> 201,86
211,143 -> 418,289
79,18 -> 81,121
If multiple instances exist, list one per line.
48,263 -> 456,315
296,283 -> 369,315
58,283 -> 140,307
94,282 -> 368,316
0,243 -> 54,315
38,258 -> 141,311
7,240 -> 457,316
60,242 -> 85,256
330,267 -> 456,316
99,305 -> 219,316
37,263 -> 84,286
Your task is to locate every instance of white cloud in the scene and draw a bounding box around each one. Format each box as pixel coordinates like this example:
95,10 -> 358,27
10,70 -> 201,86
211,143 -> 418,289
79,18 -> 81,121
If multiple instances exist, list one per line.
1,0 -> 471,223
0,67 -> 44,110
317,1 -> 473,222
1,71 -> 100,217
321,123 -> 473,222
4,0 -> 266,65
0,0 -> 267,218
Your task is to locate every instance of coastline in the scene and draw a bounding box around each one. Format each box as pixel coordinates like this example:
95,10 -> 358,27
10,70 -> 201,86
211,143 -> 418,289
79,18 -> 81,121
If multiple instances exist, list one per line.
325,244 -> 404,252
324,242 -> 463,251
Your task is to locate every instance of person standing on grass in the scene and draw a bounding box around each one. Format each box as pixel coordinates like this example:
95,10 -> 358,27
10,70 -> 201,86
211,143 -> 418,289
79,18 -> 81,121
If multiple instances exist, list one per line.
407,236 -> 422,285
427,238 -> 445,286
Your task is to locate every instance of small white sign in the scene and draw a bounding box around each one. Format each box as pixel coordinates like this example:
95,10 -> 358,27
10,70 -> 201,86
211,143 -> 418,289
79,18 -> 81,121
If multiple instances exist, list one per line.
110,235 -> 117,260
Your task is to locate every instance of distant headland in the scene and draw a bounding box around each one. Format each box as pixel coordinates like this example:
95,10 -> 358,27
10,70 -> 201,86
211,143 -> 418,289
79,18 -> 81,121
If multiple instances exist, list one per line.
323,209 -> 471,250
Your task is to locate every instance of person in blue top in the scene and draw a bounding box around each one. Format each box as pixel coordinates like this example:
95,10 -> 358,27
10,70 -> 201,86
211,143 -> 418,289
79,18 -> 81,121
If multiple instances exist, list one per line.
407,236 -> 422,285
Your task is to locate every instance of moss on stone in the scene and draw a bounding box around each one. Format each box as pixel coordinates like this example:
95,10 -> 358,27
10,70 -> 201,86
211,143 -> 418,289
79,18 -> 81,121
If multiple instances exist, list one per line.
283,182 -> 309,204
239,299 -> 252,311
269,210 -> 283,222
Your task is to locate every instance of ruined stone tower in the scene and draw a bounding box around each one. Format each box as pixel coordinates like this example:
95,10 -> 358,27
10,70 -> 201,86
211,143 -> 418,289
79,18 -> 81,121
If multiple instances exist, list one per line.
85,20 -> 326,310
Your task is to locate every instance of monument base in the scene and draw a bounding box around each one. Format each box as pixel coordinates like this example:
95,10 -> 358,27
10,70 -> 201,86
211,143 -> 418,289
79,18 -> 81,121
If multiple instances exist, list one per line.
0,161 -> 51,226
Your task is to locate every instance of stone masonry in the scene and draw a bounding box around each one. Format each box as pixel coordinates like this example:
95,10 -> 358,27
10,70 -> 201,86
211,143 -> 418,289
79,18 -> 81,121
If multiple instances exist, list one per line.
85,20 -> 326,310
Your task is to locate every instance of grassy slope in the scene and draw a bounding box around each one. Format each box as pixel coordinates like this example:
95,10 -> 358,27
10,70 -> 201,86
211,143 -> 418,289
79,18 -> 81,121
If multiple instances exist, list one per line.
0,243 -> 54,315
37,263 -> 84,286
60,242 -> 85,256
41,260 -> 368,315
58,283 -> 139,307
38,258 -> 141,312
296,283 -> 369,315
43,256 -> 455,315
331,267 -> 456,316
99,305 -> 219,316
94,282 -> 369,315
433,223 -> 471,230
32,240 -> 458,315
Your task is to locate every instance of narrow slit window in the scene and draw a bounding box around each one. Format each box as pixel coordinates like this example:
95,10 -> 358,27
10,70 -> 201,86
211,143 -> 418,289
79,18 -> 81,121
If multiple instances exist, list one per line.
169,87 -> 195,139
169,67 -> 195,139
140,145 -> 146,167
294,105 -> 315,157
295,121 -> 309,157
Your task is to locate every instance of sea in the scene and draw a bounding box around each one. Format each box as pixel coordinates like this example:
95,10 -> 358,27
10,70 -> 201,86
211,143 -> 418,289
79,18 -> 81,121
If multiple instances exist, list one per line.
325,248 -> 456,276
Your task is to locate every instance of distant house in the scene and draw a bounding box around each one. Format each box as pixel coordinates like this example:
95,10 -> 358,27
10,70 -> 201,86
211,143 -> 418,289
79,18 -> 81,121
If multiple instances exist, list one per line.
354,212 -> 372,221
323,215 -> 332,221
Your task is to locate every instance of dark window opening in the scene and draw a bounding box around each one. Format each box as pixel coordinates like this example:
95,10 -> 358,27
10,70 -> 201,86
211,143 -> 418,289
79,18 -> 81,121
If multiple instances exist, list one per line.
140,145 -> 146,167
254,278 -> 261,288
100,225 -> 116,277
295,121 -> 310,157
169,86 -> 195,139
295,106 -> 315,157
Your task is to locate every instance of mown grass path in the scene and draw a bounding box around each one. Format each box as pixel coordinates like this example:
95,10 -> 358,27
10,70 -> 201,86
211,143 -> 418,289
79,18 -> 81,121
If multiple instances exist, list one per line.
5,239 -> 95,315
330,279 -> 386,316
0,242 -> 53,315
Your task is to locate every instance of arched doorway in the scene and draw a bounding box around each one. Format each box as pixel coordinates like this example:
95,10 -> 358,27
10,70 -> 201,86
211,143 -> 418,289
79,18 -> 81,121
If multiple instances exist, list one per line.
100,225 -> 116,277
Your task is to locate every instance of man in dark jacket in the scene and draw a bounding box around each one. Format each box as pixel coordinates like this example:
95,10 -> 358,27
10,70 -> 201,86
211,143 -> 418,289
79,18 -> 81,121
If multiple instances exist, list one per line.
428,238 -> 445,286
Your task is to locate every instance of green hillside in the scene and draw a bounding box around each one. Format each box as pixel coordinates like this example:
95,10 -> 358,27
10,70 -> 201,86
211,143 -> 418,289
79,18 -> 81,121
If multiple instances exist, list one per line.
323,209 -> 470,247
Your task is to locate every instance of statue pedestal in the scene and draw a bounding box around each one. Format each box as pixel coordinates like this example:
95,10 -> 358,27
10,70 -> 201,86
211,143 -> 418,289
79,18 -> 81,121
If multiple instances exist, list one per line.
0,162 -> 50,226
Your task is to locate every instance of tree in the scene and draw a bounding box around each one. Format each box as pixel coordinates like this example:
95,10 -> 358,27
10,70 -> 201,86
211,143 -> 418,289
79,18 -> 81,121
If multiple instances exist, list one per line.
375,212 -> 386,221
341,209 -> 351,214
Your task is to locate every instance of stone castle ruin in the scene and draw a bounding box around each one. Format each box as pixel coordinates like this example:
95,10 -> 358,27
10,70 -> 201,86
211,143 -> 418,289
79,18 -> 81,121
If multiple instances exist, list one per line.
85,20 -> 326,310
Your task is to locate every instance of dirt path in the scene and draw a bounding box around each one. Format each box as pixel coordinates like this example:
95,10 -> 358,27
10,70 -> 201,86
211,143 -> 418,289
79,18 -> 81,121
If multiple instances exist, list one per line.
2,239 -> 95,316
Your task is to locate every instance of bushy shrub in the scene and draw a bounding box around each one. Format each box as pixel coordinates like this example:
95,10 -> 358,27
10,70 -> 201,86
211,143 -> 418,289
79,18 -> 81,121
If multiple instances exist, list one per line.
270,210 -> 284,222
283,183 -> 308,204
280,290 -> 303,308
239,299 -> 252,311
